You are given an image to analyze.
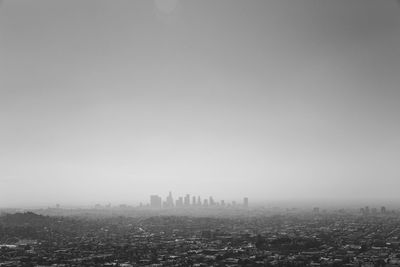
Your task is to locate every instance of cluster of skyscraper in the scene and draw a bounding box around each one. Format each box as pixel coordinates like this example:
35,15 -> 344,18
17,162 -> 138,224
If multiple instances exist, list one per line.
150,192 -> 248,209
360,206 -> 387,215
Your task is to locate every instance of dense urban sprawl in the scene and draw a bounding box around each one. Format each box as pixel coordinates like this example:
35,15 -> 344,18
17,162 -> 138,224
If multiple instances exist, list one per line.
1,208 -> 400,266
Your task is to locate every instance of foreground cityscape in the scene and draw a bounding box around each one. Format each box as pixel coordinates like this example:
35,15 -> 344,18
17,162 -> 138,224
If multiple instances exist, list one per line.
2,202 -> 400,266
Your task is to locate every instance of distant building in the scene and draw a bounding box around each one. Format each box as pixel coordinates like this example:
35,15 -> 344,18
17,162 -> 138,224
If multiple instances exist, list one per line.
209,196 -> 215,206
176,196 -> 183,207
381,206 -> 387,214
184,194 -> 190,206
243,197 -> 249,208
197,196 -> 201,206
192,196 -> 196,206
365,206 -> 370,214
165,191 -> 174,208
150,195 -> 162,208
221,200 -> 225,206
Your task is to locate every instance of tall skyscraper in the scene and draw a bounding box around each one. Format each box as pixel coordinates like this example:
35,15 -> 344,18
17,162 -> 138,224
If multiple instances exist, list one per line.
192,196 -> 196,206
150,195 -> 162,208
176,196 -> 183,207
365,206 -> 370,214
178,196 -> 183,207
165,191 -> 174,208
243,197 -> 249,208
209,196 -> 215,206
184,194 -> 190,206
381,206 -> 387,214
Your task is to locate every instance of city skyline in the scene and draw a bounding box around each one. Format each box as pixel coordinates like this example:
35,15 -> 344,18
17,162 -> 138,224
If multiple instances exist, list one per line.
1,0 -> 400,207
149,191 -> 249,208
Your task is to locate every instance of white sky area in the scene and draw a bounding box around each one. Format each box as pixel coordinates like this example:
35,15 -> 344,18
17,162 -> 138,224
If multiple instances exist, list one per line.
1,0 -> 400,207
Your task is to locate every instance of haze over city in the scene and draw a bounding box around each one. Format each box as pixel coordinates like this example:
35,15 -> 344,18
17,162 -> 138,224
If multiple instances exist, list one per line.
1,0 -> 400,207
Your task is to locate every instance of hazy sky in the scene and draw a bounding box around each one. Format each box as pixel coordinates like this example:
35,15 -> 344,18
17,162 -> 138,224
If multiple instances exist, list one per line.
1,0 -> 400,207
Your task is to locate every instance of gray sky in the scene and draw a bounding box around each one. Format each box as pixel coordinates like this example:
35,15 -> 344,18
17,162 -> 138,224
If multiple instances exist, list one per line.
1,0 -> 400,207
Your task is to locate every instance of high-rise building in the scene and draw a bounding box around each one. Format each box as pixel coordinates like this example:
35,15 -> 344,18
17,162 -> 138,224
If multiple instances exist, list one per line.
381,206 -> 387,214
197,196 -> 201,206
209,196 -> 215,206
177,196 -> 183,207
165,191 -> 174,208
365,206 -> 370,214
150,195 -> 162,208
243,197 -> 249,208
192,196 -> 196,206
184,194 -> 190,206
175,197 -> 182,207
203,199 -> 209,206
220,200 -> 225,206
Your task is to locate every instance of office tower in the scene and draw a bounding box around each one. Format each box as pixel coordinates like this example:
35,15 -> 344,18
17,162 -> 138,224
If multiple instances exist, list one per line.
209,196 -> 214,206
165,191 -> 174,208
220,200 -> 225,206
176,196 -> 183,207
243,197 -> 249,208
203,199 -> 209,206
192,196 -> 196,206
313,207 -> 319,213
381,206 -> 387,214
150,195 -> 162,208
197,196 -> 201,206
365,206 -> 370,214
184,194 -> 190,206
